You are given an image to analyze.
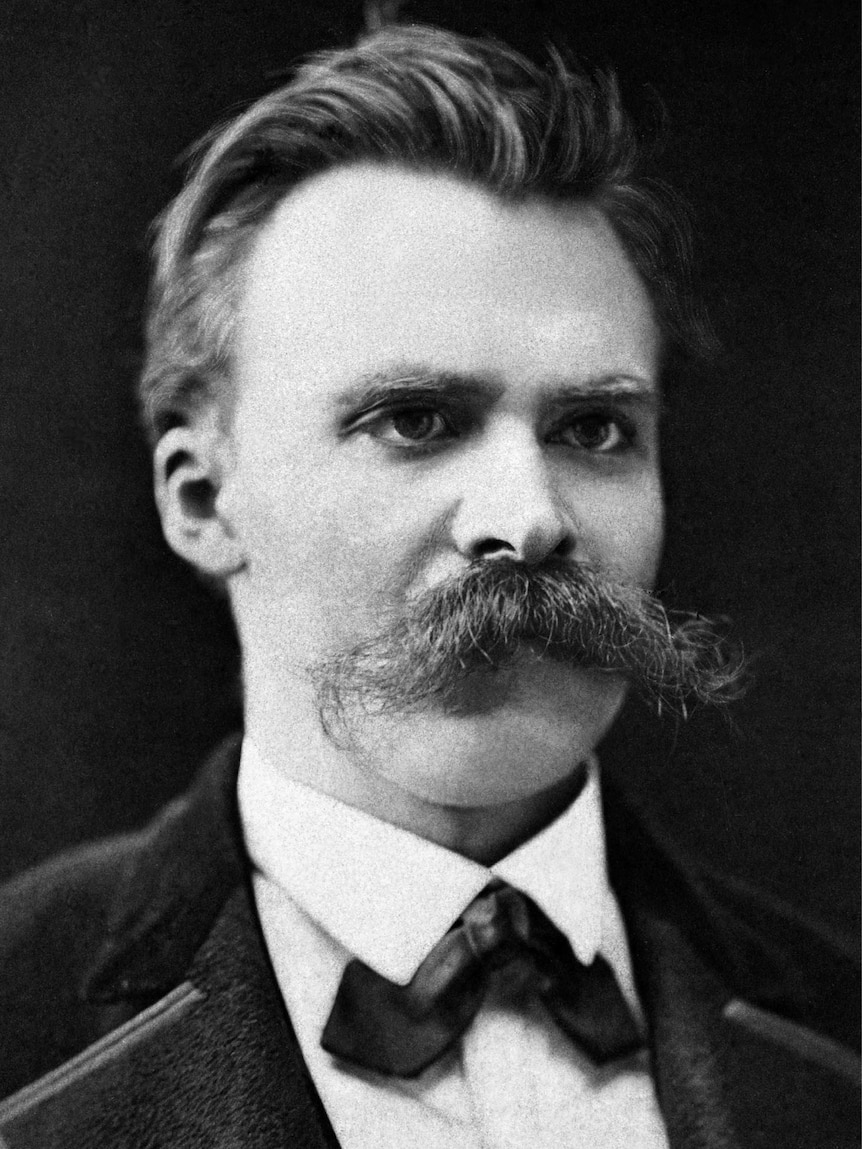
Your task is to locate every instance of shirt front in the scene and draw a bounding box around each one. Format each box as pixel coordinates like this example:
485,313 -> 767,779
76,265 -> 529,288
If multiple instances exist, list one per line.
238,739 -> 669,1148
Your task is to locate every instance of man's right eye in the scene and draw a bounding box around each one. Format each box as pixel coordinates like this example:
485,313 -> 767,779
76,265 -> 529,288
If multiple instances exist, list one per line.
367,407 -> 452,446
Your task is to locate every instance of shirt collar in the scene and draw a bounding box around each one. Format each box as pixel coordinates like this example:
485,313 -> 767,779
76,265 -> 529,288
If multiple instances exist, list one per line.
238,738 -> 608,985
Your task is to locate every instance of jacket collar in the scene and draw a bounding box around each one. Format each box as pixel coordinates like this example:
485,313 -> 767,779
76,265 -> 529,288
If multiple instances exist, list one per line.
603,770 -> 860,1054
87,735 -> 859,1052
82,734 -> 722,1007
84,735 -> 247,1002
86,732 -> 856,1038
76,736 -> 859,1149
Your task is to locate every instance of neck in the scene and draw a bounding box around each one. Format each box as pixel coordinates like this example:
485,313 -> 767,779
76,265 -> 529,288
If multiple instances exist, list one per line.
241,668 -> 592,865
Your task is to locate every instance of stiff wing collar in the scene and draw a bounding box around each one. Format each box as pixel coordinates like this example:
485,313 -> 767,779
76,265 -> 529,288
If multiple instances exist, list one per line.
238,737 -> 609,984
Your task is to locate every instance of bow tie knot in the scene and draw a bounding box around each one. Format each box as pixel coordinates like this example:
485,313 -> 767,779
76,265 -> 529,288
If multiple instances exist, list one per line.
462,881 -> 530,957
322,880 -> 642,1077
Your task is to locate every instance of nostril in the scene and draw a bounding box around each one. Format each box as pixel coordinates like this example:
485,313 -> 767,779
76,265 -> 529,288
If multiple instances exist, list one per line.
473,537 -> 516,559
552,533 -> 576,559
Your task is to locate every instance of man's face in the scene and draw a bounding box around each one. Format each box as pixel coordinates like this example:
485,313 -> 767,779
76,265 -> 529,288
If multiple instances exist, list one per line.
221,164 -> 663,806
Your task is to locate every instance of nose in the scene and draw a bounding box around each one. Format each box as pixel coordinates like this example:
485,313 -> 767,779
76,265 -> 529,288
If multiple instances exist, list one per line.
450,428 -> 575,566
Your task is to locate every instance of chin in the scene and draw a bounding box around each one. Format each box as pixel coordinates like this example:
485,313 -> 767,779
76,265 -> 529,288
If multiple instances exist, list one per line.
362,663 -> 627,809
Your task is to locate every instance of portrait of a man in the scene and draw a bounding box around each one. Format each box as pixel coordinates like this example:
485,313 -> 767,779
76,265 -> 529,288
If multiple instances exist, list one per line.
0,5 -> 857,1147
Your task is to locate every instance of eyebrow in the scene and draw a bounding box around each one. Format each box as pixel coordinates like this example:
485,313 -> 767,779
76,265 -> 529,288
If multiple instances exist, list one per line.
334,366 -> 659,413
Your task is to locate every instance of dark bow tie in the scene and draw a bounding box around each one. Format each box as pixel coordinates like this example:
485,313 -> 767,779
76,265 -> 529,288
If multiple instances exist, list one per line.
322,879 -> 642,1077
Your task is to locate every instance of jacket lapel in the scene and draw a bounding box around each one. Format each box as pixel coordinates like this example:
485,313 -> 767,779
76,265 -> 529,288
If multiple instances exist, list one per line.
1,888 -> 340,1148
2,739 -> 857,1148
633,905 -> 860,1149
605,776 -> 860,1149
0,738 -> 341,1149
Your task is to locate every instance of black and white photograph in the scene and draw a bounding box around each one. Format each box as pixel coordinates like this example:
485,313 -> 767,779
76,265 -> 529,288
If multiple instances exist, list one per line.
0,1 -> 857,1145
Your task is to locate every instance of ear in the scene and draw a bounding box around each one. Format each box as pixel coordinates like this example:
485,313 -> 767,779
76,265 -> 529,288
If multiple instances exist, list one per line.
153,412 -> 245,580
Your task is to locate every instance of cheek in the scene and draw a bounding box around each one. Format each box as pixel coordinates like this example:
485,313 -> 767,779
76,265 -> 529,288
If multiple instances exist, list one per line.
233,454 -> 447,630
575,474 -> 664,585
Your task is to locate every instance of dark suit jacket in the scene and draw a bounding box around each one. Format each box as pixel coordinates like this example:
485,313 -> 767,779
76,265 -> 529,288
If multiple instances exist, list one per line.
0,735 -> 858,1148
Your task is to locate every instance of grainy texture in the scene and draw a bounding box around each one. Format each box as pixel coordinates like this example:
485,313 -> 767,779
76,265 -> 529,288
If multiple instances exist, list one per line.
0,1 -> 857,939
0,739 -> 857,1146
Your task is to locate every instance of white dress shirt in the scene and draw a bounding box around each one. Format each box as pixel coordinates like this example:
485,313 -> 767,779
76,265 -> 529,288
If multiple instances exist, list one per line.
238,739 -> 670,1148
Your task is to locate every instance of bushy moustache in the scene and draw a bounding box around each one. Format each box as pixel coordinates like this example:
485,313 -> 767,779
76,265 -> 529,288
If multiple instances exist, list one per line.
312,559 -> 746,727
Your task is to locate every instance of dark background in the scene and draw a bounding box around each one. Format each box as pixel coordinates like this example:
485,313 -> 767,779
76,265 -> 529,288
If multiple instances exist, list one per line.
0,1 -> 857,939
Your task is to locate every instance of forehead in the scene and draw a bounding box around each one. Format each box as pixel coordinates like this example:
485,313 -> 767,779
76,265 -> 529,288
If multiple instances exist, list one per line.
234,164 -> 659,405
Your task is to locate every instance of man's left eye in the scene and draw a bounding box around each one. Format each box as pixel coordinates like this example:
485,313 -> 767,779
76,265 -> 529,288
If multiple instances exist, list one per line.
555,414 -> 632,452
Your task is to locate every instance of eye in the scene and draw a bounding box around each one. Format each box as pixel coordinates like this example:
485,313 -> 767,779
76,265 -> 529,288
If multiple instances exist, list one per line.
554,413 -> 634,452
367,407 -> 452,446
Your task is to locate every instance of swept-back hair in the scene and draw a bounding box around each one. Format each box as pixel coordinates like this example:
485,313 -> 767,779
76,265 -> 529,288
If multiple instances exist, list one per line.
140,24 -> 710,444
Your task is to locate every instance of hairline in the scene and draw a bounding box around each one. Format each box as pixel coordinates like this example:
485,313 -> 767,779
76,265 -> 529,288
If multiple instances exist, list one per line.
140,27 -> 710,447
179,159 -> 668,439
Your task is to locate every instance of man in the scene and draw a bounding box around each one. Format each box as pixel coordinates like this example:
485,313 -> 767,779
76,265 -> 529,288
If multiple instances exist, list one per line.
0,24 -> 857,1149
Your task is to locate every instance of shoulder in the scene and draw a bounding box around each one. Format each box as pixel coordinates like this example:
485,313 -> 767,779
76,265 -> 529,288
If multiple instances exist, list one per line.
690,856 -> 860,1047
0,830 -> 152,1100
0,735 -> 246,1104
604,775 -> 860,1053
0,831 -> 137,940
